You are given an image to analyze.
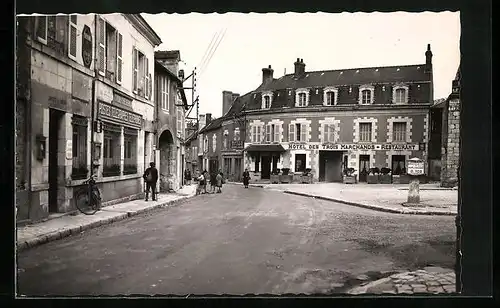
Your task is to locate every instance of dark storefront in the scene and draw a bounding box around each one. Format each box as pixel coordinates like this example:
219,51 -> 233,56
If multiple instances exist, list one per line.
244,144 -> 285,180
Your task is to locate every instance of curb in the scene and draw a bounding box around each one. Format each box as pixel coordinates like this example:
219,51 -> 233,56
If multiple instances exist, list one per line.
282,191 -> 455,216
347,277 -> 393,295
16,193 -> 195,253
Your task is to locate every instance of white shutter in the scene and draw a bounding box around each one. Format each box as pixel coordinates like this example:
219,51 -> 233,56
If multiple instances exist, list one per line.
251,126 -> 256,143
323,124 -> 328,143
274,124 -> 280,143
301,124 -> 307,142
256,126 -> 262,143
97,16 -> 106,76
132,48 -> 138,92
265,124 -> 271,143
148,73 -> 152,100
68,15 -> 77,59
145,57 -> 150,99
288,123 -> 295,142
116,32 -> 123,84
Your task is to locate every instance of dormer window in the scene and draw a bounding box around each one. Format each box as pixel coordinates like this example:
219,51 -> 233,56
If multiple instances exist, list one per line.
392,84 -> 409,104
323,87 -> 338,106
261,91 -> 273,109
295,88 -> 309,107
358,85 -> 375,105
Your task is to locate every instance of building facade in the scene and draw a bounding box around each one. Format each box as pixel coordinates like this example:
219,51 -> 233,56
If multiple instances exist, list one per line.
16,14 -> 162,223
238,45 -> 434,183
154,51 -> 188,192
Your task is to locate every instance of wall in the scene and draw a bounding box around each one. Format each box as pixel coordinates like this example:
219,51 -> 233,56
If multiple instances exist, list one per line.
441,99 -> 460,187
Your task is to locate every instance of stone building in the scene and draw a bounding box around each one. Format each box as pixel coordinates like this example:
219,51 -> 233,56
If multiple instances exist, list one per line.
15,14 -> 162,223
154,51 -> 188,192
429,67 -> 461,187
237,45 -> 434,183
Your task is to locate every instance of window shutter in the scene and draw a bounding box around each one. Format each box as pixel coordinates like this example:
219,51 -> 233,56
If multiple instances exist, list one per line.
265,124 -> 271,142
323,124 -> 328,143
68,15 -> 77,59
36,16 -> 47,42
116,32 -> 123,84
144,57 -> 150,98
148,73 -> 152,100
132,48 -> 138,92
251,126 -> 256,143
274,125 -> 280,143
301,124 -> 307,142
288,123 -> 295,142
97,16 -> 106,76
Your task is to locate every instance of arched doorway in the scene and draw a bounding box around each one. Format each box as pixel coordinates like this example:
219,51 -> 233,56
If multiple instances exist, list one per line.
158,129 -> 176,192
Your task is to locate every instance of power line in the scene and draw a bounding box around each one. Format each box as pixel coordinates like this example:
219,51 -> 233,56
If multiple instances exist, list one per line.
199,28 -> 227,76
197,31 -> 219,70
198,30 -> 222,72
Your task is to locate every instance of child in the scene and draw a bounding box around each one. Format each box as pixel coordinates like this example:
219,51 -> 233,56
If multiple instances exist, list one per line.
216,172 -> 223,193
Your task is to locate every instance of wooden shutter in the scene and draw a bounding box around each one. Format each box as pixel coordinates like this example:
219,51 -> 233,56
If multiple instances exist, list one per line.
145,57 -> 150,99
256,126 -> 262,143
265,124 -> 271,142
251,126 -> 256,143
68,15 -> 77,59
300,124 -> 307,142
274,124 -> 280,143
148,73 -> 152,100
116,32 -> 123,84
36,16 -> 47,43
288,123 -> 295,142
97,16 -> 106,76
323,124 -> 328,143
132,48 -> 138,92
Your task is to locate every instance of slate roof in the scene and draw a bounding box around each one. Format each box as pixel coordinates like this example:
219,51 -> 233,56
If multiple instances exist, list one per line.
256,64 -> 429,92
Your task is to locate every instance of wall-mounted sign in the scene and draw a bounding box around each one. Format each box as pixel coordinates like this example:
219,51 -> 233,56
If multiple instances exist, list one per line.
230,140 -> 244,149
407,158 -> 425,176
98,102 -> 142,127
82,25 -> 93,69
113,91 -> 133,109
65,140 -> 73,160
287,142 -> 420,151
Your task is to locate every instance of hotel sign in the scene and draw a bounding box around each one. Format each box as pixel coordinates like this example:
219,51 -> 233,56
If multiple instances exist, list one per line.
287,142 -> 420,151
98,102 -> 142,128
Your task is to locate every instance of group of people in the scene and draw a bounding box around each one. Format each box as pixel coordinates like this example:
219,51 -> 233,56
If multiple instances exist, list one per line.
195,169 -> 225,195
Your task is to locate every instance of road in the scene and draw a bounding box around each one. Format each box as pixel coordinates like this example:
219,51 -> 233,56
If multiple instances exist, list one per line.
17,184 -> 456,296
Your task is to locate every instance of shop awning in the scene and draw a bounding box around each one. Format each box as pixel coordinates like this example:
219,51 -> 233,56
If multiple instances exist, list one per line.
244,144 -> 286,153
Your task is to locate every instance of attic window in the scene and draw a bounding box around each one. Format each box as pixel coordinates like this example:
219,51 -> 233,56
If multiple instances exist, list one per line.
340,71 -> 343,74
417,66 -> 421,69
305,74 -> 310,78
261,91 -> 273,109
382,86 -> 386,91
375,69 -> 379,72
321,72 -> 325,76
397,68 -> 400,71
418,85 -> 421,89
315,89 -> 319,94
356,70 -> 359,73
288,90 -> 291,95
349,87 -> 352,94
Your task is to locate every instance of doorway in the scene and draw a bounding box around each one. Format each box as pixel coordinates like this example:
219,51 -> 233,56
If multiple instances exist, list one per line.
234,157 -> 242,181
48,109 -> 64,213
358,154 -> 370,183
319,151 -> 343,182
209,159 -> 218,174
392,155 -> 406,175
261,155 -> 271,179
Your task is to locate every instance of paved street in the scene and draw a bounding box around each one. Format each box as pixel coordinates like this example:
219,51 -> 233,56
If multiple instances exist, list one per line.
17,184 -> 455,296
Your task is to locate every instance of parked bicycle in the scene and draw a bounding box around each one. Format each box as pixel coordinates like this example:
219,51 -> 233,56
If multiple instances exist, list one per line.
75,175 -> 101,215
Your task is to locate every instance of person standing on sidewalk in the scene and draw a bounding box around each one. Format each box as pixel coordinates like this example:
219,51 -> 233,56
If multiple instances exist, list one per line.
216,171 -> 223,193
143,162 -> 158,201
243,168 -> 250,188
184,169 -> 192,185
203,170 -> 209,194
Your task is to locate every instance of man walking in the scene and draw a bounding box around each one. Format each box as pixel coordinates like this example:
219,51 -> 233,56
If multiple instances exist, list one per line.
143,162 -> 159,201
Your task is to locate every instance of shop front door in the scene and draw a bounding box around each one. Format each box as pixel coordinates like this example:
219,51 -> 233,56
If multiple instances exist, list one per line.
359,155 -> 370,182
261,156 -> 271,179
325,152 -> 343,182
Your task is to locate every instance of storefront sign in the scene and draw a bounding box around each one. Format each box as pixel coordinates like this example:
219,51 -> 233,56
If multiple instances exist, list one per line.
113,91 -> 133,108
287,142 -> 420,151
407,158 -> 425,176
82,25 -> 93,68
230,140 -> 244,149
98,102 -> 142,127
48,95 -> 68,110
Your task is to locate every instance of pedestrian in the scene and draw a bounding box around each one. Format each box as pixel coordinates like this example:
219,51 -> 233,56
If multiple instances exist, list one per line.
210,171 -> 217,193
184,169 -> 192,185
203,170 -> 209,194
216,171 -> 223,193
143,162 -> 158,201
196,172 -> 204,195
243,168 -> 250,188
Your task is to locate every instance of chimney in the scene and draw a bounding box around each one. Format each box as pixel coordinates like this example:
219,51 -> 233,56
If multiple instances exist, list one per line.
262,65 -> 274,84
425,44 -> 433,72
294,58 -> 306,78
206,113 -> 212,125
198,114 -> 206,129
222,91 -> 235,116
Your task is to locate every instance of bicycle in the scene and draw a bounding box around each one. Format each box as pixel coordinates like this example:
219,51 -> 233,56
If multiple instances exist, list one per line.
75,175 -> 102,215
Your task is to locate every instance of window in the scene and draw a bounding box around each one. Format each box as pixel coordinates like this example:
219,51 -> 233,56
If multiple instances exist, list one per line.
234,128 -> 240,141
103,124 -> 121,177
323,124 -> 335,143
223,136 -> 227,149
71,116 -> 88,180
212,134 -> 217,152
204,136 -> 208,152
325,91 -> 336,106
68,15 -> 78,60
35,16 -> 48,44
177,108 -> 184,138
97,17 -> 124,84
273,124 -> 280,143
160,76 -> 170,111
251,125 -> 263,143
263,95 -> 271,109
298,93 -> 307,107
123,128 -> 138,175
289,123 -> 307,142
132,49 -> 151,99
361,90 -> 371,105
392,155 -> 406,175
395,88 -> 405,103
359,123 -> 372,142
199,138 -> 203,153
295,154 -> 306,173
265,124 -> 278,142
392,122 -> 407,142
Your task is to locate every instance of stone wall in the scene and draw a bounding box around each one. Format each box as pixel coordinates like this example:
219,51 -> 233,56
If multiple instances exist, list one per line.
441,99 -> 460,187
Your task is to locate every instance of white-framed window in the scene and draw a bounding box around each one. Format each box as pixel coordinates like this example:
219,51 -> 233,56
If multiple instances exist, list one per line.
265,123 -> 280,143
177,107 -> 184,138
359,123 -> 372,142
68,15 -> 78,60
323,87 -> 338,106
212,134 -> 217,152
204,135 -> 208,152
132,48 -> 151,99
392,84 -> 409,104
97,17 -> 124,86
35,16 -> 48,44
251,125 -> 263,143
289,123 -> 307,142
160,76 -> 170,112
262,92 -> 273,109
392,122 -> 407,142
295,89 -> 309,107
358,85 -> 375,105
323,124 -> 335,143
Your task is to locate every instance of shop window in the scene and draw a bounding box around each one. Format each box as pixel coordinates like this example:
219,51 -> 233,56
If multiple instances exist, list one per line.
392,155 -> 406,175
359,123 -> 372,142
392,122 -> 407,142
102,124 -> 121,177
71,116 -> 88,180
295,154 -> 306,173
123,128 -> 138,175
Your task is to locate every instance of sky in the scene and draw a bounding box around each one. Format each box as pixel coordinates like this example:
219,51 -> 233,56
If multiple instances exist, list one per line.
142,12 -> 460,119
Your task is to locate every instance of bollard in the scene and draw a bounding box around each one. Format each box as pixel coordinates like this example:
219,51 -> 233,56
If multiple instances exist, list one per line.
407,176 -> 420,204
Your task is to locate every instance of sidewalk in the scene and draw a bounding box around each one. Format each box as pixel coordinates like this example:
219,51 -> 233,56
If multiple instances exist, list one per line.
348,266 -> 456,295
229,182 -> 457,216
16,185 -> 197,252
